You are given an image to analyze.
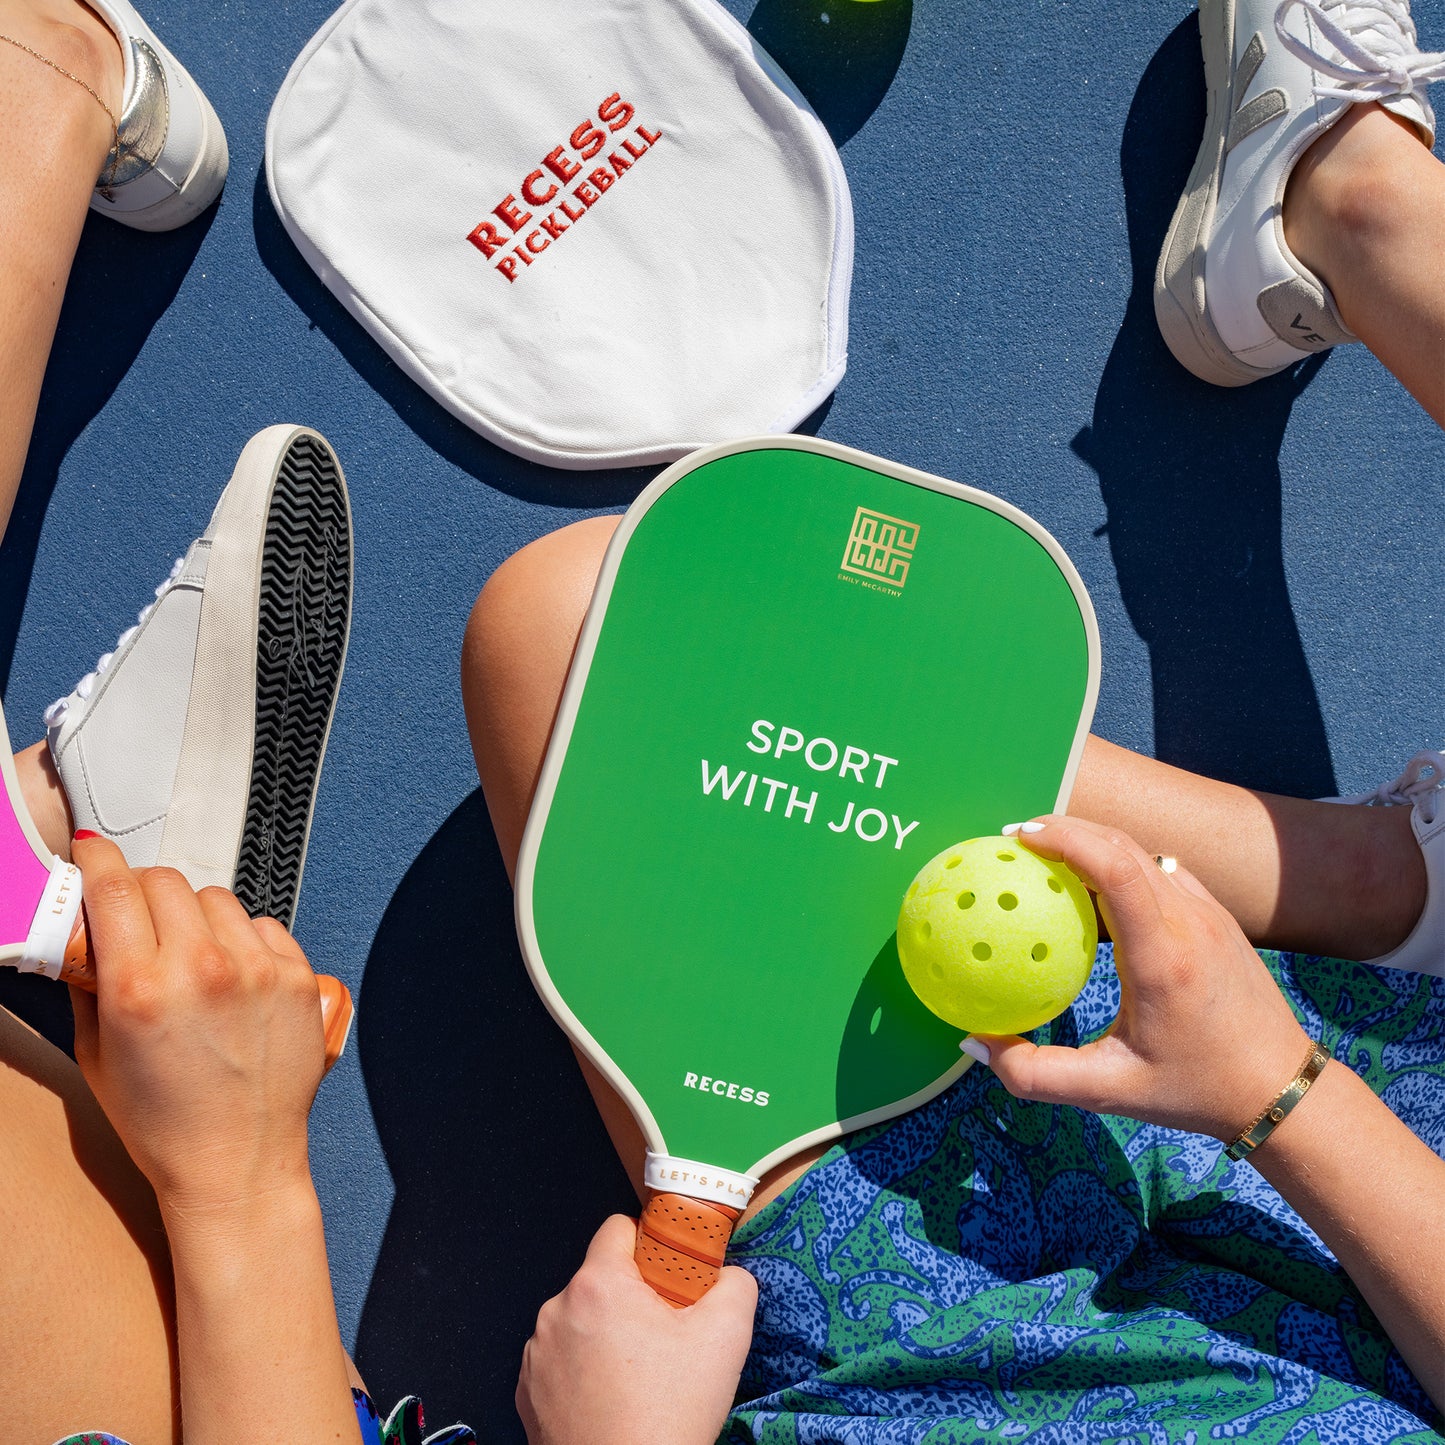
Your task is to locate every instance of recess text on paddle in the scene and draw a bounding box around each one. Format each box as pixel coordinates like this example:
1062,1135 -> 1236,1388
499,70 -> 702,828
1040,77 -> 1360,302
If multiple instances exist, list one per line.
682,1074 -> 770,1106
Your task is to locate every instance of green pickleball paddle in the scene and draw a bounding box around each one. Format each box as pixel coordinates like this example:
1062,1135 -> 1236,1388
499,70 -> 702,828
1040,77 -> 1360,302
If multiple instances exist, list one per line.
515,437 -> 1099,1304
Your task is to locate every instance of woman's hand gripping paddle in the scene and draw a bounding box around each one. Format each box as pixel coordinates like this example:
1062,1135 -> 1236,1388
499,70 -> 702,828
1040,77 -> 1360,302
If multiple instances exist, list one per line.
515,438 -> 1100,1303
0,701 -> 353,1070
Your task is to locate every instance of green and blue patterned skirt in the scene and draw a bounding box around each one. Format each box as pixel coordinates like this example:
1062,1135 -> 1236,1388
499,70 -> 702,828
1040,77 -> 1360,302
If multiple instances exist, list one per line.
725,946 -> 1445,1443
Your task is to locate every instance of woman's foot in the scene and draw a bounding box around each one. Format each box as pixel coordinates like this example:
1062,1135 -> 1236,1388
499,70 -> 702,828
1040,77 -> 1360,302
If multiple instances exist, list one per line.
80,0 -> 229,229
1154,0 -> 1442,387
1328,751 -> 1444,974
38,428 -> 353,929
1280,97 -> 1445,422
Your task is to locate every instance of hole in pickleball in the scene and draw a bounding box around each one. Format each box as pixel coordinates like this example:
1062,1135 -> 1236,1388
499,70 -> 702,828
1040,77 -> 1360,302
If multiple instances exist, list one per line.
1047,877 -> 1063,894
907,882 -> 918,898
945,856 -> 961,869
869,1006 -> 883,1034
972,942 -> 992,961
997,851 -> 1015,862
957,891 -> 975,909
1031,942 -> 1049,961
998,892 -> 1018,911
929,962 -> 944,979
920,920 -> 932,939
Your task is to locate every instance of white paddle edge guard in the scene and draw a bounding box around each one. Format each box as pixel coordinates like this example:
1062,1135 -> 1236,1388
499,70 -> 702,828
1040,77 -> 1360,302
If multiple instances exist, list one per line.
515,435 -> 1103,1182
645,1152 -> 759,1209
21,861 -> 82,980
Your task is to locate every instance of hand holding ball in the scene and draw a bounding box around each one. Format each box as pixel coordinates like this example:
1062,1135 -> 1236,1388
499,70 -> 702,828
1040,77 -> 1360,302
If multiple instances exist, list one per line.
898,837 -> 1097,1034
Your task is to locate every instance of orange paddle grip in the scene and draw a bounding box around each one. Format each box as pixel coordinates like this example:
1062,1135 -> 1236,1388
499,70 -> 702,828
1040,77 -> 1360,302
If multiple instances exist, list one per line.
58,912 -> 354,1073
635,1192 -> 742,1307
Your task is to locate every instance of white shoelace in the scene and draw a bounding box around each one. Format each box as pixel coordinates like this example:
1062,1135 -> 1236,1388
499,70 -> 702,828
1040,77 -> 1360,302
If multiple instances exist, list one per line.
1276,0 -> 1445,102
1343,749 -> 1445,824
43,556 -> 186,732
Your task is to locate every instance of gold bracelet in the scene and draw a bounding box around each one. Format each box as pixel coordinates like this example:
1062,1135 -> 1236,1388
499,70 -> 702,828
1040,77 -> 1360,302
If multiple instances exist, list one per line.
1224,1039 -> 1331,1162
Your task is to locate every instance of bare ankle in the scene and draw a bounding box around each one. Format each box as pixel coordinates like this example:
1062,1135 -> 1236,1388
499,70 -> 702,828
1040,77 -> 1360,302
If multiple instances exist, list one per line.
1282,103 -> 1429,297
0,1 -> 124,128
14,743 -> 74,861
1344,804 -> 1428,961
69,1 -> 123,113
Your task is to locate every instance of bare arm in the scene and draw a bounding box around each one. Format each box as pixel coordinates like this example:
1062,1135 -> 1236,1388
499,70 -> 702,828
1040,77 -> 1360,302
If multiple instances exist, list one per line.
1250,1061 -> 1445,1409
70,835 -> 360,1444
517,1215 -> 757,1445
975,816 -> 1445,1417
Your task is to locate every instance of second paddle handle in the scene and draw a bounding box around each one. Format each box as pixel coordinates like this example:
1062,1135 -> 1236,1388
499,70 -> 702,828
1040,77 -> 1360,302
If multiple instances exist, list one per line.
635,1192 -> 742,1307
58,911 -> 354,1072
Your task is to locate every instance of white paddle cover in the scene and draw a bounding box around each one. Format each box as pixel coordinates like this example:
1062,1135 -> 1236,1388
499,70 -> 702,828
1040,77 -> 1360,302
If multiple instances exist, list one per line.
266,0 -> 852,469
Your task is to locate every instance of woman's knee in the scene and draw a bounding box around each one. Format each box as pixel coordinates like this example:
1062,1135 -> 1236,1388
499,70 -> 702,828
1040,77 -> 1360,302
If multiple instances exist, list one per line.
462,515 -> 620,701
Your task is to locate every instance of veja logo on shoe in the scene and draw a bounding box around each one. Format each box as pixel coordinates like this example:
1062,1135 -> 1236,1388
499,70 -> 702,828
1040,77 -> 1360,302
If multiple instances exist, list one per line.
839,506 -> 920,596
465,94 -> 663,283
1226,33 -> 1288,153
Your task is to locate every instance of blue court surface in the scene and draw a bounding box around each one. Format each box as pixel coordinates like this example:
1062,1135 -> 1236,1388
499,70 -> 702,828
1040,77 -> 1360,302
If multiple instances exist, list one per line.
2,0 -> 1441,1432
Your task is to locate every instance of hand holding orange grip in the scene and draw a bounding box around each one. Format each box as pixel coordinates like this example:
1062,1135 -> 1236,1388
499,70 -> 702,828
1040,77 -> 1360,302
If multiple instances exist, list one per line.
56,910 -> 354,1073
634,1192 -> 742,1307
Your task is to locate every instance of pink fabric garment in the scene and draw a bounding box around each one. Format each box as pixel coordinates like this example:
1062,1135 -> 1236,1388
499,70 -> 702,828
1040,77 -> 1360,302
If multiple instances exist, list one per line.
0,771 -> 48,948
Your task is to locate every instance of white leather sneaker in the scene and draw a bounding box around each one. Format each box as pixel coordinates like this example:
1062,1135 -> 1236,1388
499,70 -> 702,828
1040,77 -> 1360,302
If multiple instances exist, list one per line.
1155,0 -> 1444,386
1329,750 -> 1445,976
45,427 -> 352,929
87,0 -> 228,230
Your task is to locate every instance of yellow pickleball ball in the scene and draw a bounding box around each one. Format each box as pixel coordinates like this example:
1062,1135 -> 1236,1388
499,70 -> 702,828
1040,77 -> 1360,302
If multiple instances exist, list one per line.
897,837 -> 1098,1035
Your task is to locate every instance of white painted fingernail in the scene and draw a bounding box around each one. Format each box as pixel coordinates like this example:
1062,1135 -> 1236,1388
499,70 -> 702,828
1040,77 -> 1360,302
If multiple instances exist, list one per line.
1001,823 -> 1022,836
1019,820 -> 1046,834
960,1037 -> 991,1065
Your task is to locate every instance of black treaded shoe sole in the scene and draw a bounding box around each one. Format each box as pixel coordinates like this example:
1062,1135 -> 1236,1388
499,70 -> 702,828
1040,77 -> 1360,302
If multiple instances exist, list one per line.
231,431 -> 353,930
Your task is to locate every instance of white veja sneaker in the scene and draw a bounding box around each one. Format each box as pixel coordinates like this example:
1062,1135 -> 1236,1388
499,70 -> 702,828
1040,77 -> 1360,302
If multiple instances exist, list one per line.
1155,0 -> 1445,386
46,427 -> 352,930
1328,750 -> 1445,976
87,0 -> 228,230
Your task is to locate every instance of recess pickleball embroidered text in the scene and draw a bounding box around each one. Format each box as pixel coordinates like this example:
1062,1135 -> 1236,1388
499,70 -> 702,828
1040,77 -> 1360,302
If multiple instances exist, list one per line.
466,93 -> 664,283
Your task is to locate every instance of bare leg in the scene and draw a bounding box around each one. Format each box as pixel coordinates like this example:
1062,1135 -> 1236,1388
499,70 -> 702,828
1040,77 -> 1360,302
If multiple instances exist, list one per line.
14,740 -> 74,858
0,0 -> 121,537
0,14 -> 374,1438
0,0 -> 120,875
1285,104 -> 1445,428
0,1008 -> 180,1443
0,18 -> 187,1438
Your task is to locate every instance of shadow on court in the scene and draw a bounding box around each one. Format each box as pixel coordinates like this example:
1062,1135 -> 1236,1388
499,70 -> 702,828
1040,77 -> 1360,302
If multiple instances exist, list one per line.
355,790 -> 634,1440
250,173 -> 654,515
1071,17 -> 1336,799
748,0 -> 913,146
0,210 -> 212,695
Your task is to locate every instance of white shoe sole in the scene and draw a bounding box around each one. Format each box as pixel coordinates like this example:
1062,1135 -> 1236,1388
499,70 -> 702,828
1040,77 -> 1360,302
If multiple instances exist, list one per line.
158,426 -> 352,928
1155,0 -> 1285,387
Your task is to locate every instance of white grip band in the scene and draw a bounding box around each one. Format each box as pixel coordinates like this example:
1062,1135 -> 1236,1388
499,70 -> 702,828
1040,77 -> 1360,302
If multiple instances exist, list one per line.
645,1151 -> 758,1209
20,861 -> 82,980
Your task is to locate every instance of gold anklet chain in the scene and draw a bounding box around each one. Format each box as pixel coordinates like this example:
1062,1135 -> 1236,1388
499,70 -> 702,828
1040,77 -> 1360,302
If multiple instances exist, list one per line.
0,32 -> 120,198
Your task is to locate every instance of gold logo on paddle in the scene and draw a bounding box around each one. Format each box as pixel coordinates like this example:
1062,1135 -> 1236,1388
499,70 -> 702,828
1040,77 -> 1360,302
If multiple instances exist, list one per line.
840,507 -> 919,594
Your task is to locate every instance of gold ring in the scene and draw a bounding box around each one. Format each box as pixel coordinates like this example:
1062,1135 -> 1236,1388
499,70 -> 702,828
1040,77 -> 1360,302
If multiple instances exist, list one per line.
1153,854 -> 1179,875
